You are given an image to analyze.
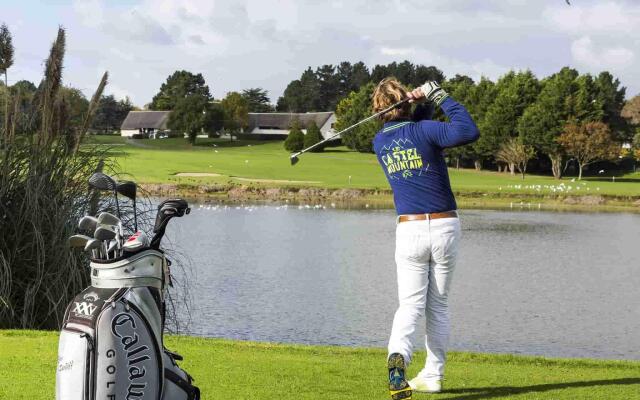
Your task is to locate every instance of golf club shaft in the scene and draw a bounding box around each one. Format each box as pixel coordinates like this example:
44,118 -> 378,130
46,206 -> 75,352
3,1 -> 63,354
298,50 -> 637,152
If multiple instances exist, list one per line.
291,97 -> 410,160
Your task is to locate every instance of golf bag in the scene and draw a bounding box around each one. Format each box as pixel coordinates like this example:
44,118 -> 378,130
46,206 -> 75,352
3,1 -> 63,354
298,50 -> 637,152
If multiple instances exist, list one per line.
56,214 -> 199,399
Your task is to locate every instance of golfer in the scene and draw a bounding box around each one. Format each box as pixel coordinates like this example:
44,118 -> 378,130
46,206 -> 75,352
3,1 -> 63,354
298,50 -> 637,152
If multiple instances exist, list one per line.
372,78 -> 479,399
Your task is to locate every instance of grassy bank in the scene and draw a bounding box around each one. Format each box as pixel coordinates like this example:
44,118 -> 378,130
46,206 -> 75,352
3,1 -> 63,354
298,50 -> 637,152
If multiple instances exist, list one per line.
87,136 -> 640,209
1,330 -> 639,399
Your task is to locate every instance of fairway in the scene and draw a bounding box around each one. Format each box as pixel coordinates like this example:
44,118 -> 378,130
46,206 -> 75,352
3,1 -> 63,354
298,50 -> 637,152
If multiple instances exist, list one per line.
1,330 -> 639,400
89,137 -> 640,198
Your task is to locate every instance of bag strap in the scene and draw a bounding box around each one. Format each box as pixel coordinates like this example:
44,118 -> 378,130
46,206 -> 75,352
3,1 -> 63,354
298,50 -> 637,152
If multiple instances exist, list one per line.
165,368 -> 200,400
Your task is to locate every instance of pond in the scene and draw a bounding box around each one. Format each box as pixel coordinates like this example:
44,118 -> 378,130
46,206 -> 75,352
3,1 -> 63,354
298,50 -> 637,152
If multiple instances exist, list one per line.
166,205 -> 640,360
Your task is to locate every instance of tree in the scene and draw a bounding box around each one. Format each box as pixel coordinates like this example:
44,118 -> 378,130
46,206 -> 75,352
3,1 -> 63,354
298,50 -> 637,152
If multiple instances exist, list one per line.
476,71 -> 540,166
203,102 -> 224,137
284,119 -> 304,152
92,95 -> 133,133
167,94 -> 208,145
557,121 -> 618,180
442,75 -> 476,168
518,67 -> 579,178
351,62 -> 371,89
495,138 -> 535,179
303,121 -> 323,152
0,23 -> 14,141
413,65 -> 445,86
593,71 -> 628,141
150,70 -> 210,110
335,82 -> 381,152
277,67 -> 322,112
622,95 -> 640,127
221,91 -> 249,137
241,88 -> 273,112
59,87 -> 89,129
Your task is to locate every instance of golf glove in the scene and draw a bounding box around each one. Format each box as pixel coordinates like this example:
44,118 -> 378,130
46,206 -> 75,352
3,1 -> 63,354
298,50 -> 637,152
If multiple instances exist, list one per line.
420,81 -> 449,106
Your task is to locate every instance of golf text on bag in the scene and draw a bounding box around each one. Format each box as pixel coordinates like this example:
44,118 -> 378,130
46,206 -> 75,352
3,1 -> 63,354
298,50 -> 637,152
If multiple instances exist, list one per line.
58,173 -> 199,400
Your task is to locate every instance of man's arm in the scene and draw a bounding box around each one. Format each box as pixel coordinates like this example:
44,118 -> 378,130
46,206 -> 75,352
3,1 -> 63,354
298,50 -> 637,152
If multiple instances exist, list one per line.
408,82 -> 480,148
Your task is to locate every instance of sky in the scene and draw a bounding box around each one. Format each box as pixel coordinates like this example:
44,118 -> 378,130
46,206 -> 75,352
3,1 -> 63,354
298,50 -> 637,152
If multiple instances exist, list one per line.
1,0 -> 639,107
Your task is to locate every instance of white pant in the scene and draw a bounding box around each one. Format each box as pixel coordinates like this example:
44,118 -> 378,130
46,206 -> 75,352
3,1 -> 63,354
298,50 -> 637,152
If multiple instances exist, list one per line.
387,216 -> 461,380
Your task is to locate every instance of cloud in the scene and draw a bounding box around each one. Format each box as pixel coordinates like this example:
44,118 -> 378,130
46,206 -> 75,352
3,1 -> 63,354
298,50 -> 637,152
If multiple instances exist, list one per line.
380,47 -> 415,57
544,1 -> 639,36
571,36 -> 634,69
9,0 -> 640,106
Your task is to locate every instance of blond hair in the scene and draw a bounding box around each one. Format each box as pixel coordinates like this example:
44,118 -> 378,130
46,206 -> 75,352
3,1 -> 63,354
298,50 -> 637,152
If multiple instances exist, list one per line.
372,77 -> 411,123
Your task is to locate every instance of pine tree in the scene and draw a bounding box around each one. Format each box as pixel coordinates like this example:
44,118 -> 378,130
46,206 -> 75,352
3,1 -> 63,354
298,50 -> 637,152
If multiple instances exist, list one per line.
284,119 -> 304,152
303,121 -> 323,152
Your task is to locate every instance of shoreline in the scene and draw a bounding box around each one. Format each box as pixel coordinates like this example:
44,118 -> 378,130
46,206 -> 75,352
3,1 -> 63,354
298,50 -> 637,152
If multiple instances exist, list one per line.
141,182 -> 640,213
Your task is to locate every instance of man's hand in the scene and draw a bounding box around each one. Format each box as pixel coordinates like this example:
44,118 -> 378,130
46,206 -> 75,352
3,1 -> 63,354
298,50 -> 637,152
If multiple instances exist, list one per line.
419,81 -> 449,106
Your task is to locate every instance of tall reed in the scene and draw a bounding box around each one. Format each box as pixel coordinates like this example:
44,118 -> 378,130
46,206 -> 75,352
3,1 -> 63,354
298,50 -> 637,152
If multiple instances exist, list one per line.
0,27 -> 109,329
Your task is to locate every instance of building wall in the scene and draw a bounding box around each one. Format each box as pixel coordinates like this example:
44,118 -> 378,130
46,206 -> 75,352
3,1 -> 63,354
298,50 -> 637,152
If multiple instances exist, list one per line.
319,114 -> 338,140
121,129 -> 140,137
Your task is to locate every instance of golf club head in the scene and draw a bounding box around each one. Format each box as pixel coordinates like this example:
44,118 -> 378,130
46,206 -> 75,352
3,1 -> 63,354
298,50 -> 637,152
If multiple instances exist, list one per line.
78,216 -> 98,234
290,154 -> 299,166
84,238 -> 101,252
97,212 -> 121,226
116,180 -> 137,200
123,231 -> 149,252
94,225 -> 117,241
107,239 -> 118,255
153,199 -> 190,233
68,234 -> 91,248
88,172 -> 116,191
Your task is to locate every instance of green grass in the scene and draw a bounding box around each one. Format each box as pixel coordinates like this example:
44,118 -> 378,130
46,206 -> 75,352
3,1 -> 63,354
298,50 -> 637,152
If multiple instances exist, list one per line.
1,330 -> 639,399
85,137 -> 640,198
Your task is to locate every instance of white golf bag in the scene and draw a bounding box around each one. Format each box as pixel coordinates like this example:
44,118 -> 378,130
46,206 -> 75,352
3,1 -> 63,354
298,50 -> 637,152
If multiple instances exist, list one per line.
56,202 -> 199,399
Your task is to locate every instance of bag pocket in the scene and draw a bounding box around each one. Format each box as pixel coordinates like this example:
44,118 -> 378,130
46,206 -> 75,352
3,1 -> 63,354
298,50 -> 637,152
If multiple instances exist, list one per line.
162,351 -> 201,400
56,328 -> 93,400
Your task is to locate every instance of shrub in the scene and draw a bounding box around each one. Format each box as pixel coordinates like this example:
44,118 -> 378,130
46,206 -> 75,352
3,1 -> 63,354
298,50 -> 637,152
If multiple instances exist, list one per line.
284,119 -> 304,152
303,121 -> 324,152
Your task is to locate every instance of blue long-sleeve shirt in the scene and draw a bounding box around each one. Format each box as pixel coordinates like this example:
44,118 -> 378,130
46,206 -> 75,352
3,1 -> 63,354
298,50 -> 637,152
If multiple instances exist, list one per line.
372,97 -> 480,215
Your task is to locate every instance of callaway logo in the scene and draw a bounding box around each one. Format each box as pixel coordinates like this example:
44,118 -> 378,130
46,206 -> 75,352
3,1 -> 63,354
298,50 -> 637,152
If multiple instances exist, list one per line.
83,292 -> 99,302
73,302 -> 97,316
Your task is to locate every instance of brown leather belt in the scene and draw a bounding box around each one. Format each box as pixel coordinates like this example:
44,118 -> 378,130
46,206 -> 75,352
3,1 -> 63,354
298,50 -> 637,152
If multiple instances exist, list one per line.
397,211 -> 458,223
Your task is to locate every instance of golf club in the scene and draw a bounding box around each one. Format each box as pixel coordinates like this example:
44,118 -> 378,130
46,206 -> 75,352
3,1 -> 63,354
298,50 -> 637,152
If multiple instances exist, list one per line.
97,212 -> 123,254
94,224 -> 117,260
84,238 -> 102,259
116,181 -> 138,232
78,215 -> 98,235
123,231 -> 150,252
150,199 -> 190,249
106,239 -> 119,259
68,234 -> 91,249
289,98 -> 410,165
89,172 -> 121,222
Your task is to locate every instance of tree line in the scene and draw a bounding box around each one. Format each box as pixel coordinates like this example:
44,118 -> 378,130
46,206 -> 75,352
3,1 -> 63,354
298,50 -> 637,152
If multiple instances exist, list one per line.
330,65 -> 639,179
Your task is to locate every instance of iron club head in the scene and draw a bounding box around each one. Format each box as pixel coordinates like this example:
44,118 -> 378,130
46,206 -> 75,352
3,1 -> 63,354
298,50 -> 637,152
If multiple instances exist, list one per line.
84,238 -> 101,252
68,234 -> 91,248
97,212 -> 120,226
78,216 -> 98,234
290,153 -> 300,166
94,225 -> 117,241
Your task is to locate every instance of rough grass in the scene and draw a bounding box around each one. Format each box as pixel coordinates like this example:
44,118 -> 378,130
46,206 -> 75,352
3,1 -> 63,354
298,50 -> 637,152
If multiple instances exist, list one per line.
86,136 -> 640,198
1,330 -> 639,399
